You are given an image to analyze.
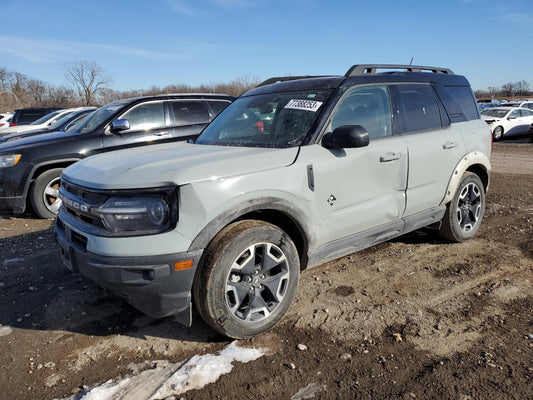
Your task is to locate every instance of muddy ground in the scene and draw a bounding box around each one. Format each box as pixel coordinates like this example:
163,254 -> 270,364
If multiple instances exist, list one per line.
0,142 -> 531,400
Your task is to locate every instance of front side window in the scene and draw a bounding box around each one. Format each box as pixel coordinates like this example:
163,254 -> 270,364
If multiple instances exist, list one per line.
330,85 -> 391,139
509,110 -> 520,119
396,84 -> 442,133
196,90 -> 332,148
171,101 -> 209,126
120,101 -> 165,131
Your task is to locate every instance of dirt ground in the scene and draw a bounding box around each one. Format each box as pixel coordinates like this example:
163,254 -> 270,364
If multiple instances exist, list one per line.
0,142 -> 531,400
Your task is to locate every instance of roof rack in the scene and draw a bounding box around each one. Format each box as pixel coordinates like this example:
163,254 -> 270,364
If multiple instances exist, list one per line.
345,64 -> 454,77
257,76 -> 328,87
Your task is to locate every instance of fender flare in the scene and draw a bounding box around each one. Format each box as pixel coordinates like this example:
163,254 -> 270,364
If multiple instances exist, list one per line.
440,151 -> 491,205
188,196 -> 315,257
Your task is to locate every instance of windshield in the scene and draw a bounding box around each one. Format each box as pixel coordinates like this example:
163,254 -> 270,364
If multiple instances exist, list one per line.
30,111 -> 64,125
64,112 -> 92,132
480,109 -> 509,118
48,111 -> 78,130
196,90 -> 331,148
79,99 -> 131,133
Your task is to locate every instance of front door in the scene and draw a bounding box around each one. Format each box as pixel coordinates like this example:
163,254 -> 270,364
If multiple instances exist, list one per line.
309,85 -> 408,244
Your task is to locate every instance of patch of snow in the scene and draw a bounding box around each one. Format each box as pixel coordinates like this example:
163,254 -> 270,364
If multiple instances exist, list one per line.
59,342 -> 266,400
0,325 -> 13,336
151,342 -> 265,399
291,383 -> 327,399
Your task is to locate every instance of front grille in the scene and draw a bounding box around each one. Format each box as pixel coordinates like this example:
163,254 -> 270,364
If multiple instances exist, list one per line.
59,179 -> 108,231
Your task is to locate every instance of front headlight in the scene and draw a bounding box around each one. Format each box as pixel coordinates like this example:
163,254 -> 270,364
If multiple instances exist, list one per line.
0,154 -> 21,168
95,197 -> 170,234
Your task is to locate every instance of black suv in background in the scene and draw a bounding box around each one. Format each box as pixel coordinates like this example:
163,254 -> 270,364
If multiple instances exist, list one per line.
9,107 -> 64,127
0,94 -> 234,218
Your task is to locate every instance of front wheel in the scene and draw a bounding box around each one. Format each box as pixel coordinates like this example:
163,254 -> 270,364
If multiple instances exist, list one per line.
193,220 -> 300,339
438,172 -> 485,242
30,168 -> 63,219
493,125 -> 504,141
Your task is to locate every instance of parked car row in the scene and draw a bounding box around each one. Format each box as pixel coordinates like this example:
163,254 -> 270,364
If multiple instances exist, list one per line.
0,94 -> 234,218
480,106 -> 533,140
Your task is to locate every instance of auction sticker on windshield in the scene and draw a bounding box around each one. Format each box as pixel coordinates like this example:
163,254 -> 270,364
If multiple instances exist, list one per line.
284,99 -> 323,112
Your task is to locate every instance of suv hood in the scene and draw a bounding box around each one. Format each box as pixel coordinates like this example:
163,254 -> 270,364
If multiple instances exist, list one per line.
0,129 -> 82,149
62,142 -> 299,189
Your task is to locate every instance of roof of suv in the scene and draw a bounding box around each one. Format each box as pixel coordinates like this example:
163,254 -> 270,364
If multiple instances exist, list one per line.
246,64 -> 470,97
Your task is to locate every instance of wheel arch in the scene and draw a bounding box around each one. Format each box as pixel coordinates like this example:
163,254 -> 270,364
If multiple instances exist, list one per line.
30,159 -> 81,181
188,198 -> 314,270
22,159 -> 81,206
441,151 -> 491,206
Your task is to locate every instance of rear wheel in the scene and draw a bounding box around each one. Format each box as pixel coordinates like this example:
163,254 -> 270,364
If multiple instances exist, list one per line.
31,168 -> 63,219
438,172 -> 485,242
193,220 -> 300,339
492,125 -> 504,141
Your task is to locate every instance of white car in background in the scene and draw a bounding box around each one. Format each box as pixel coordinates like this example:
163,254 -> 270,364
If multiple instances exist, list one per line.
0,108 -> 81,135
480,107 -> 533,140
0,112 -> 13,130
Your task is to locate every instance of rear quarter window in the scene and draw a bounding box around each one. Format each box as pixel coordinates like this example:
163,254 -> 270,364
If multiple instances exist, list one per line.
436,86 -> 480,122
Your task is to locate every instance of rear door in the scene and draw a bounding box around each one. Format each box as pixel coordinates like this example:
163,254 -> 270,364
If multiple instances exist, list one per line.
391,84 -> 467,216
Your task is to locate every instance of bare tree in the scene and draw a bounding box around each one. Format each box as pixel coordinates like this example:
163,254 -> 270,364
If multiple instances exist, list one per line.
64,60 -> 111,106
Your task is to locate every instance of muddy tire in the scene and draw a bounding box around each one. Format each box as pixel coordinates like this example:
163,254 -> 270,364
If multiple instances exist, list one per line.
31,168 -> 63,219
438,172 -> 485,242
193,220 -> 299,339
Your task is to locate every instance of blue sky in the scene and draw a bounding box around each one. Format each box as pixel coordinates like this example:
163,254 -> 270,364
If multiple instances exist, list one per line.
0,0 -> 531,92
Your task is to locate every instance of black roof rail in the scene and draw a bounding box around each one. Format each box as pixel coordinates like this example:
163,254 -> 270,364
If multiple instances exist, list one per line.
345,64 -> 454,76
257,76 -> 328,87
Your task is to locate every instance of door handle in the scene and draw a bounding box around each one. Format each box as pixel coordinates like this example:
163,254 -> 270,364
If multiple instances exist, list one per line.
443,141 -> 458,149
154,131 -> 169,137
380,152 -> 402,162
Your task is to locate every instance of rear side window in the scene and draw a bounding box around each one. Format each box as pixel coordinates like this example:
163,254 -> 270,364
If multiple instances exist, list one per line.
394,84 -> 442,134
171,101 -> 210,126
208,100 -> 231,117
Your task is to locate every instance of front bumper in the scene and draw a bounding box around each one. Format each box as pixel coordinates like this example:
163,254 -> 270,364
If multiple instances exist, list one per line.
54,218 -> 203,325
0,161 -> 32,214
0,194 -> 26,213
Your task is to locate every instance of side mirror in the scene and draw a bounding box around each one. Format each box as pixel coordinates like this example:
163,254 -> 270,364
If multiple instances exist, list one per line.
110,119 -> 130,133
322,125 -> 370,149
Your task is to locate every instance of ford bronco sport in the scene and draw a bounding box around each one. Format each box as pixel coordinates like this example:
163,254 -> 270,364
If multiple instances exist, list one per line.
55,65 -> 491,338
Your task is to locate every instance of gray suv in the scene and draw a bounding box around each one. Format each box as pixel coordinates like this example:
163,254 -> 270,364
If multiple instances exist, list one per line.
55,64 -> 491,338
